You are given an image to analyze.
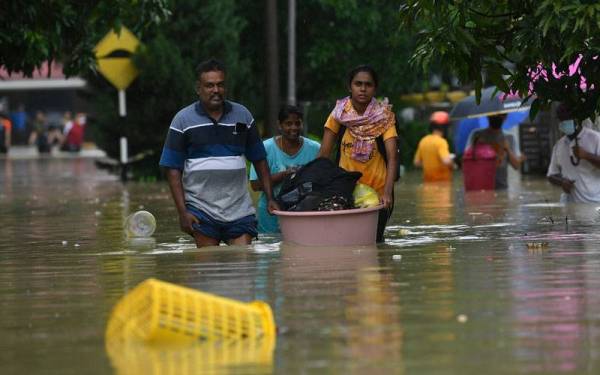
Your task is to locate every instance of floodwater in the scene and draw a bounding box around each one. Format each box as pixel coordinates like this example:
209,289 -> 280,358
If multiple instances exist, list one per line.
1,158 -> 600,374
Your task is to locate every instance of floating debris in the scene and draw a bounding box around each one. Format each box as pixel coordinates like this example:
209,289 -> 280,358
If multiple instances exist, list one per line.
457,314 -> 468,323
398,229 -> 410,236
526,242 -> 549,250
392,254 -> 402,261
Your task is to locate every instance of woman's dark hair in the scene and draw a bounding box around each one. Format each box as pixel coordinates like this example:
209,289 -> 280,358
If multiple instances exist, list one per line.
195,58 -> 226,77
347,65 -> 378,87
278,105 -> 303,123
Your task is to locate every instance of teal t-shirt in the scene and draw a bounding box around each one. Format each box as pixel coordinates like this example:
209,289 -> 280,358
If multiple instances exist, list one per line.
249,136 -> 320,233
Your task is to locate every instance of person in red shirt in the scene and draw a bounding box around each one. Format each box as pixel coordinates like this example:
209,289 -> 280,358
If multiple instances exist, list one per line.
61,113 -> 85,152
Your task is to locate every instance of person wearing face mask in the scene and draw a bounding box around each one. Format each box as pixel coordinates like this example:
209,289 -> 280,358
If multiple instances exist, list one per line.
467,113 -> 526,189
249,105 -> 320,233
547,103 -> 600,203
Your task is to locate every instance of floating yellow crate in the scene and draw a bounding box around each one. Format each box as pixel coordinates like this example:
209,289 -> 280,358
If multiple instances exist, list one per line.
105,278 -> 276,344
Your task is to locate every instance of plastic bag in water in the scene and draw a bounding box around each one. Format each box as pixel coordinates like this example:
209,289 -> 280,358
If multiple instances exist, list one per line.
125,210 -> 156,237
353,183 -> 380,208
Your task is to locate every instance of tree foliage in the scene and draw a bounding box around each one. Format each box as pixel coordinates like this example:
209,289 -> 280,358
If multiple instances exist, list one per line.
400,0 -> 600,121
0,0 -> 170,77
2,0 -> 429,178
88,0 -> 252,178
296,0 -> 427,100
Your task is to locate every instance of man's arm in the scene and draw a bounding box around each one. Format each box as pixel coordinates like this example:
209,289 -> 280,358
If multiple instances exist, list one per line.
503,138 -> 526,170
165,168 -> 198,234
547,173 -> 575,194
252,159 -> 280,213
573,145 -> 600,169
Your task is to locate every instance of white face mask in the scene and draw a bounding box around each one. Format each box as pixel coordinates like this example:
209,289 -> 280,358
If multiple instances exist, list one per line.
77,115 -> 86,125
559,119 -> 575,135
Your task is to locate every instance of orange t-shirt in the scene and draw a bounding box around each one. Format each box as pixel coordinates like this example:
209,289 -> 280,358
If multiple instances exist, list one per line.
413,133 -> 452,182
324,114 -> 397,196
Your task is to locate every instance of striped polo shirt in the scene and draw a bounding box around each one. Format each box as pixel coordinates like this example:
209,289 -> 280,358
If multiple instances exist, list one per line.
159,100 -> 266,222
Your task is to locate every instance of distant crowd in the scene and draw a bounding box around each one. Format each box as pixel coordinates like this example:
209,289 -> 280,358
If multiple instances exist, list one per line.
0,105 -> 86,154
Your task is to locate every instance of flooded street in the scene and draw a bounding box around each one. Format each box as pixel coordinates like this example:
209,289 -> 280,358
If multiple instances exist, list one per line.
1,158 -> 600,374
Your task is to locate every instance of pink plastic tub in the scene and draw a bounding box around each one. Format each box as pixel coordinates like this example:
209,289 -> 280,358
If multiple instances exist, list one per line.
273,205 -> 383,246
462,144 -> 497,191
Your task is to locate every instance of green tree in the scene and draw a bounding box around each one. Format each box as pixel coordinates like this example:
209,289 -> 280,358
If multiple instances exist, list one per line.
88,0 -> 251,178
296,0 -> 427,100
90,0 -> 429,178
400,0 -> 600,121
0,0 -> 171,77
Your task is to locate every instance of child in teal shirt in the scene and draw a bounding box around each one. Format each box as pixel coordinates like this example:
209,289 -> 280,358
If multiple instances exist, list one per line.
249,105 -> 320,233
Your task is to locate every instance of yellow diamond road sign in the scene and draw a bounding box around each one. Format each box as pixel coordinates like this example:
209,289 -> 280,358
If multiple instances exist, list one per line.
94,27 -> 140,90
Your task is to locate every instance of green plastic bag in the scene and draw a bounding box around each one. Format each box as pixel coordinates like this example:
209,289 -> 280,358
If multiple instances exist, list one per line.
353,183 -> 380,208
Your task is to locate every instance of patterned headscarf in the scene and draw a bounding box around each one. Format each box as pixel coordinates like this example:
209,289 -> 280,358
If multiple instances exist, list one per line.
331,96 -> 394,162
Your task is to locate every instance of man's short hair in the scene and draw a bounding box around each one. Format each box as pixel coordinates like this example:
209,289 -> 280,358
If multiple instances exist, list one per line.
488,114 -> 506,128
195,59 -> 226,78
556,103 -> 572,121
278,105 -> 303,123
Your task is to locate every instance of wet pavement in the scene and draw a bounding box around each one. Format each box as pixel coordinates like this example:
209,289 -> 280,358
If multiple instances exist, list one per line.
1,158 -> 600,374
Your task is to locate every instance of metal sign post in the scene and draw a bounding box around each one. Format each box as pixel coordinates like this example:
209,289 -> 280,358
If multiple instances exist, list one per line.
94,27 -> 140,182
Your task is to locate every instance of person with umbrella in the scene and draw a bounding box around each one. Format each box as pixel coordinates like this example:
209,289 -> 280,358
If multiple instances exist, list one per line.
547,103 -> 600,203
413,111 -> 455,182
467,113 -> 526,189
453,87 -> 528,189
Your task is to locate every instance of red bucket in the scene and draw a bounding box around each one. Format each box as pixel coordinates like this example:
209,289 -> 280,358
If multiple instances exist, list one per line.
462,144 -> 497,191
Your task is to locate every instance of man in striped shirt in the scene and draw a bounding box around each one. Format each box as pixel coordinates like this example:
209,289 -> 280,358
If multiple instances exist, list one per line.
160,59 -> 278,247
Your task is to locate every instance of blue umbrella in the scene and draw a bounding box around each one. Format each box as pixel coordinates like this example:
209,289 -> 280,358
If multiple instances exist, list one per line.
454,111 -> 529,155
450,86 -> 533,120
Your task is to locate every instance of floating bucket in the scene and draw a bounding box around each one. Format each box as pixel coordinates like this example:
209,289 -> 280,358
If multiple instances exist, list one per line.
274,205 -> 383,246
105,278 -> 275,344
462,144 -> 497,191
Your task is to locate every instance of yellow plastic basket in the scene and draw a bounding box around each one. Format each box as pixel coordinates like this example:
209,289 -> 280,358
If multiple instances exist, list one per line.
106,278 -> 275,344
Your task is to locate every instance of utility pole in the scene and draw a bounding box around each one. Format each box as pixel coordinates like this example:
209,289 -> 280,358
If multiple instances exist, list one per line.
264,0 -> 279,137
287,0 -> 296,106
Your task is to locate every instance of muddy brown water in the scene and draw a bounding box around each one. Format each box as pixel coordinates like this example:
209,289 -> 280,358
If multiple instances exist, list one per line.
1,158 -> 600,374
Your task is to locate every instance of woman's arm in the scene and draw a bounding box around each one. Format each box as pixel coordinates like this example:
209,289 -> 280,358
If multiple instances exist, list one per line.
382,137 -> 398,208
317,128 -> 338,159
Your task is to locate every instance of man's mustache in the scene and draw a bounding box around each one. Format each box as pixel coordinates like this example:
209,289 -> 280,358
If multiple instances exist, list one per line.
210,94 -> 223,100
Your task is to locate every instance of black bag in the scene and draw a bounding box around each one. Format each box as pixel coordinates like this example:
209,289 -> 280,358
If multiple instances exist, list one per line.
276,157 -> 362,211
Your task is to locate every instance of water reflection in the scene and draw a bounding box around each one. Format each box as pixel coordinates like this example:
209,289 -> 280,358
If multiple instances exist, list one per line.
415,182 -> 453,224
106,337 -> 275,375
509,239 -> 596,373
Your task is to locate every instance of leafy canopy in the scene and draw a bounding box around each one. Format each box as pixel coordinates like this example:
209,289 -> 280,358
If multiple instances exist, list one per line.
400,0 -> 600,121
0,0 -> 171,77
